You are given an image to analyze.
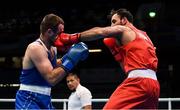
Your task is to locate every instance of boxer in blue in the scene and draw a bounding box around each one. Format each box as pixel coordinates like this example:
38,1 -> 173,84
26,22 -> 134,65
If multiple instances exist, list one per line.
15,13 -> 89,109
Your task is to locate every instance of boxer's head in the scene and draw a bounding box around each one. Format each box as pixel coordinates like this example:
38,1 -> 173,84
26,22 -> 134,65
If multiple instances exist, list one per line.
110,8 -> 133,26
40,13 -> 64,44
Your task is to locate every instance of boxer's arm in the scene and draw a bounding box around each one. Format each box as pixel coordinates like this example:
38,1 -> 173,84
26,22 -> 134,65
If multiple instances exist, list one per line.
29,43 -> 66,86
79,25 -> 126,41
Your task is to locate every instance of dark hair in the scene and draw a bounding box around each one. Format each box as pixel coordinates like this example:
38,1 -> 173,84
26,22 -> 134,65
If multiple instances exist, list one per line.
40,13 -> 64,34
110,8 -> 133,23
67,73 -> 79,79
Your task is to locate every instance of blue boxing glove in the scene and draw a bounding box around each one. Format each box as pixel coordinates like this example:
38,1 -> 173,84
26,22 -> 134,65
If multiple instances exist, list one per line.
61,42 -> 89,72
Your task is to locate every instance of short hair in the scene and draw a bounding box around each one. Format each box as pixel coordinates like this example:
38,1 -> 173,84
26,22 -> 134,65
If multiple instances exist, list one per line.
67,73 -> 79,79
40,13 -> 64,34
110,8 -> 133,23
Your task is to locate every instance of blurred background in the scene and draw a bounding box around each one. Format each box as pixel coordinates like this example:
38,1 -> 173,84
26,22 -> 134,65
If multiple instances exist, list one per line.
0,0 -> 180,109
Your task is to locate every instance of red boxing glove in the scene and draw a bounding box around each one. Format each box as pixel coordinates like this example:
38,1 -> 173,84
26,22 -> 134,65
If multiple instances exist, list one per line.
54,33 -> 80,53
103,37 -> 123,62
57,33 -> 80,45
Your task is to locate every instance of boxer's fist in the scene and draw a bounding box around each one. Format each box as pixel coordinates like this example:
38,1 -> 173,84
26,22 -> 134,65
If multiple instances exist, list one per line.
103,37 -> 123,62
103,37 -> 119,55
103,37 -> 117,48
61,42 -> 89,72
54,33 -> 80,53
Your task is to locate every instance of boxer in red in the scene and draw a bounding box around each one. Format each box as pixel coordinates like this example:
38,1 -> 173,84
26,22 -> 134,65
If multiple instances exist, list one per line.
54,8 -> 160,109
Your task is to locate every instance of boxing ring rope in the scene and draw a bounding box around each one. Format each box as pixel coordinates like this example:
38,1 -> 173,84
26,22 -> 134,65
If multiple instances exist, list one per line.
0,98 -> 180,110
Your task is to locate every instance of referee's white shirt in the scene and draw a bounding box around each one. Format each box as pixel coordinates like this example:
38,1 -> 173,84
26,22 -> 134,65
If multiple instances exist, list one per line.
68,84 -> 92,110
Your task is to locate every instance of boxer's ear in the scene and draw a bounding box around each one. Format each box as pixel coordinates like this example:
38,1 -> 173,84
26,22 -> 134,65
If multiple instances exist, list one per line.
121,17 -> 127,25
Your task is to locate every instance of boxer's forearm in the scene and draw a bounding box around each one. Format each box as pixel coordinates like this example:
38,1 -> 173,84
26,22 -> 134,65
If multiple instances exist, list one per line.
79,26 -> 123,41
79,27 -> 106,41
